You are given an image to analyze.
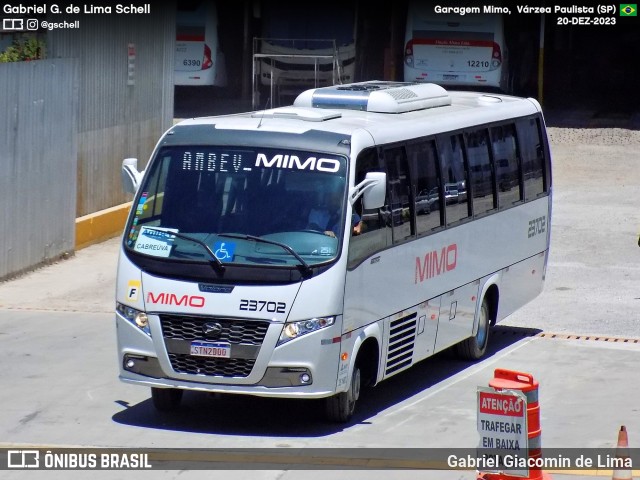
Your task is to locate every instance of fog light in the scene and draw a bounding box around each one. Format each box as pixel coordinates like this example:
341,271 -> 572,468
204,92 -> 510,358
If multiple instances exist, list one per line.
126,359 -> 135,369
135,312 -> 148,328
300,373 -> 311,384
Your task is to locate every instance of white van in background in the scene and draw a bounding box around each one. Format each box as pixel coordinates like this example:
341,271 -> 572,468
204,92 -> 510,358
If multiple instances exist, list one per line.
404,2 -> 508,91
175,0 -> 226,86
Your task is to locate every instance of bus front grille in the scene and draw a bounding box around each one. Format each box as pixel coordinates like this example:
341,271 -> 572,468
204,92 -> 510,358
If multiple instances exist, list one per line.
159,315 -> 270,378
159,315 -> 269,344
168,353 -> 256,378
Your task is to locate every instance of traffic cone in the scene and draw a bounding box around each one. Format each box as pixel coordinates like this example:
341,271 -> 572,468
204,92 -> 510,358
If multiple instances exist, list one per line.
612,426 -> 633,480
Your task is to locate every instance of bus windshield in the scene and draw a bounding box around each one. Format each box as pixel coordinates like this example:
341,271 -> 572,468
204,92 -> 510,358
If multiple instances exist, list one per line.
125,146 -> 348,268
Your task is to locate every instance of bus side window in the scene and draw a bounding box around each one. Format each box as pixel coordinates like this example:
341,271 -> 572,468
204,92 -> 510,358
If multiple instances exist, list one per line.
407,139 -> 443,235
517,116 -> 547,201
466,128 -> 496,217
348,148 -> 390,268
491,123 -> 522,209
438,134 -> 471,225
384,146 -> 414,244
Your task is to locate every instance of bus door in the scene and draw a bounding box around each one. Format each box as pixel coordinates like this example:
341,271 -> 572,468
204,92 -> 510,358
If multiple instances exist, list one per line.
433,280 -> 480,353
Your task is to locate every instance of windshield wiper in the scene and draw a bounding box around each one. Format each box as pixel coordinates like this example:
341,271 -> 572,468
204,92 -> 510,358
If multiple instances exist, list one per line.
141,227 -> 225,273
218,233 -> 312,274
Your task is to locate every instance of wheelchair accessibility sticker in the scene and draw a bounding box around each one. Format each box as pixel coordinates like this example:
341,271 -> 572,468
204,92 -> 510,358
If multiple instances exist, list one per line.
213,241 -> 236,261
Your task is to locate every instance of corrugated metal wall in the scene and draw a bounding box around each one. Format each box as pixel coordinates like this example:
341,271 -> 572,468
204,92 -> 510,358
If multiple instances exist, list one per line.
0,59 -> 79,280
48,6 -> 175,216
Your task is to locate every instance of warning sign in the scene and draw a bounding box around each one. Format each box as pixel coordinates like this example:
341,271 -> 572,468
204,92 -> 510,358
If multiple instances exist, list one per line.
477,387 -> 529,476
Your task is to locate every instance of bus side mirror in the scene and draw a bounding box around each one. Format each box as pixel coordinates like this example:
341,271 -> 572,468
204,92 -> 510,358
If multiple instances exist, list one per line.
121,158 -> 143,194
362,172 -> 386,210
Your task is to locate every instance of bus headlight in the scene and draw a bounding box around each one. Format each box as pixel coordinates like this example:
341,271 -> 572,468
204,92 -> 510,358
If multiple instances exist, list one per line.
116,303 -> 151,336
277,316 -> 335,346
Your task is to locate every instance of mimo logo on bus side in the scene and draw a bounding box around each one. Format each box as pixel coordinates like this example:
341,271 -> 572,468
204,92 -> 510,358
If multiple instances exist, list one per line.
415,243 -> 458,283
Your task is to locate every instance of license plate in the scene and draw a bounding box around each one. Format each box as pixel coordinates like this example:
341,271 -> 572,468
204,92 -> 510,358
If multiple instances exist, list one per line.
443,74 -> 459,80
190,341 -> 231,358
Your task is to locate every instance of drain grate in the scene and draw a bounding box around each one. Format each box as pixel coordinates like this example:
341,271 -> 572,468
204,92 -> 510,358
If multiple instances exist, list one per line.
489,327 -> 640,344
537,332 -> 640,343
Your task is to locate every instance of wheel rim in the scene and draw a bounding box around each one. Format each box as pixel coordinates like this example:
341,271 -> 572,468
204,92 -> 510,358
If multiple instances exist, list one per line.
477,304 -> 489,348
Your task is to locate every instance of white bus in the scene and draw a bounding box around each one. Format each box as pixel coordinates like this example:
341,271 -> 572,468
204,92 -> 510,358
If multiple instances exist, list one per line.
175,0 -> 224,86
118,81 -> 552,422
404,2 -> 509,91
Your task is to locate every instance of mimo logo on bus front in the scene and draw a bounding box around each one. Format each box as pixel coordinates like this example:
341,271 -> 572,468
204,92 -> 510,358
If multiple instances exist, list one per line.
255,153 -> 341,172
146,292 -> 206,308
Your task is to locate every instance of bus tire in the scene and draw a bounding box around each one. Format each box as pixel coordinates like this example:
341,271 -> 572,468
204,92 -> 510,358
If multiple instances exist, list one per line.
325,365 -> 361,423
151,387 -> 183,412
457,298 -> 490,360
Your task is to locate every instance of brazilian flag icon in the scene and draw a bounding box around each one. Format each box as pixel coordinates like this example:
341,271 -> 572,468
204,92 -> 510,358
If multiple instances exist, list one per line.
620,4 -> 637,15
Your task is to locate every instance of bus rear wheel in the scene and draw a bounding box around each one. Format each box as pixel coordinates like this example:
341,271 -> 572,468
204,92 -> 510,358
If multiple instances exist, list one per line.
457,298 -> 490,360
151,387 -> 183,412
325,365 -> 361,423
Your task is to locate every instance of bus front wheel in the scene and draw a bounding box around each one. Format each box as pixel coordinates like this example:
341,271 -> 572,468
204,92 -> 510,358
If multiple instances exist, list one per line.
457,298 -> 491,360
151,387 -> 183,412
325,365 -> 361,423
